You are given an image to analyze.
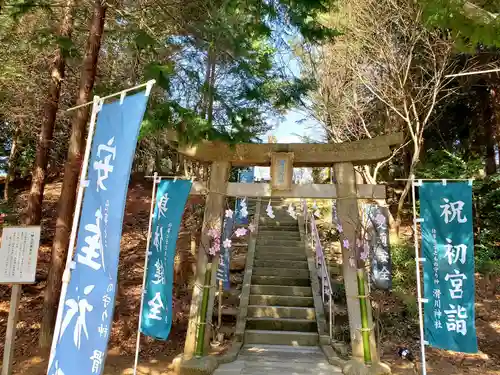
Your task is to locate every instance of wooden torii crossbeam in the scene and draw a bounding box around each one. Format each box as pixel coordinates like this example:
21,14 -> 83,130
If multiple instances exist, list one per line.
168,132 -> 404,167
189,181 -> 386,199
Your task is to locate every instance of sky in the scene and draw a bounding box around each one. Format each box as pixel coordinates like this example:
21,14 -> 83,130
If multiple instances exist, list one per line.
254,108 -> 323,181
252,45 -> 325,181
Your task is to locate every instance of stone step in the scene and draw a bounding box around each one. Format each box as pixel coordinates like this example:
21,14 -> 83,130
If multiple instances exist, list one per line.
250,285 -> 313,297
258,231 -> 301,239
258,224 -> 299,231
254,252 -> 306,261
257,236 -> 302,242
248,305 -> 316,320
249,294 -> 314,307
260,224 -> 299,229
238,344 -> 327,362
252,267 -> 309,278
257,239 -> 303,247
253,259 -> 308,269
255,245 -> 305,253
244,330 -> 319,346
246,317 -> 317,332
251,275 -> 310,287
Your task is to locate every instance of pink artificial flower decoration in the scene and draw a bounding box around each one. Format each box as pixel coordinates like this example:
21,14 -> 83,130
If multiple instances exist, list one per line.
208,246 -> 218,256
208,228 -> 219,238
234,227 -> 248,237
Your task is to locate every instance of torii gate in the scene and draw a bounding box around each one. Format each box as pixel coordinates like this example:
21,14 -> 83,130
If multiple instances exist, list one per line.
171,132 -> 403,370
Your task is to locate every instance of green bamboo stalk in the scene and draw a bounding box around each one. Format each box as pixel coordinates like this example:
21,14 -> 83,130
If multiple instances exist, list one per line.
195,262 -> 212,357
357,268 -> 372,364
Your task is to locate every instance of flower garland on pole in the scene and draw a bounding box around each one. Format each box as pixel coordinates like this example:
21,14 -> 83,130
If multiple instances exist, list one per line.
331,200 -> 373,364
194,200 -> 256,357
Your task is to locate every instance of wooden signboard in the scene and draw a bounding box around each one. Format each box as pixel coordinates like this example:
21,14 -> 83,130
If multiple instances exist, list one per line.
1,226 -> 41,375
0,226 -> 40,284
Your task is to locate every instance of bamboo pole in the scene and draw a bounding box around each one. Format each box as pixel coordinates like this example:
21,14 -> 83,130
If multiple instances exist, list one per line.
195,262 -> 212,357
356,269 -> 372,364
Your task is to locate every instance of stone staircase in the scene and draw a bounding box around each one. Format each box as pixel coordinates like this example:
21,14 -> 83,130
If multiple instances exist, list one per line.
244,201 -> 319,347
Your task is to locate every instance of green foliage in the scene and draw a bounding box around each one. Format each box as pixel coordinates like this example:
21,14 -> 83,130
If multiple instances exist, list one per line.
144,62 -> 175,91
420,0 -> 500,48
417,150 -> 500,276
390,242 -> 417,293
136,0 -> 337,144
390,242 -> 419,320
416,150 -> 483,179
473,174 -> 500,275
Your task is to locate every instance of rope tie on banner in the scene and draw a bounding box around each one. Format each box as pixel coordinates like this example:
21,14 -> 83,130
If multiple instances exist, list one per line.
347,294 -> 371,300
193,282 -> 217,291
358,327 -> 374,332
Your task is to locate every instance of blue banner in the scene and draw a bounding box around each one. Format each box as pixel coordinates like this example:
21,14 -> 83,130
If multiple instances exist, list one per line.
141,179 -> 192,340
216,217 -> 233,290
363,204 -> 392,290
420,182 -> 478,353
48,92 -> 149,375
235,169 -> 254,225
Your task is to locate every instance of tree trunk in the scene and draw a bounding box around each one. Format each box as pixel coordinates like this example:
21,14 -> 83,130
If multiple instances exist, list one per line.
395,146 -> 421,235
4,127 -> 20,201
39,0 -> 107,350
484,87 -> 497,175
206,49 -> 216,126
24,0 -> 77,225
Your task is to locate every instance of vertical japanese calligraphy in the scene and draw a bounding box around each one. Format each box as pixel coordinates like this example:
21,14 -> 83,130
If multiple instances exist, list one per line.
141,180 -> 192,340
420,182 -> 478,353
216,216 -> 233,291
363,205 -> 392,290
47,91 -> 150,375
235,168 -> 254,225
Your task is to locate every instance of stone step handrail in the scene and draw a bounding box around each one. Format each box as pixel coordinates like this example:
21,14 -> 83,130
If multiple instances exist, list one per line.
301,200 -> 334,341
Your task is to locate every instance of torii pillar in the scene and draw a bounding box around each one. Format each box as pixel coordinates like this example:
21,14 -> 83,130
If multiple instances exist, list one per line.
335,162 -> 378,361
183,161 -> 230,359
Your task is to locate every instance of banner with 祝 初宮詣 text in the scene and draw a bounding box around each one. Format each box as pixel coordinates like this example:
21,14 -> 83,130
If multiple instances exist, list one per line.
141,179 -> 192,340
48,92 -> 150,375
420,182 -> 478,353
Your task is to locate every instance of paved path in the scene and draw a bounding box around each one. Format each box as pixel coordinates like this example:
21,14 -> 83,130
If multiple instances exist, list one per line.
214,345 -> 343,375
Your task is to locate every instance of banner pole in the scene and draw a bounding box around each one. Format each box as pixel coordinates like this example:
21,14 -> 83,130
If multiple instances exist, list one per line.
47,96 -> 101,370
217,280 -> 223,331
411,175 -> 427,375
133,172 -> 159,375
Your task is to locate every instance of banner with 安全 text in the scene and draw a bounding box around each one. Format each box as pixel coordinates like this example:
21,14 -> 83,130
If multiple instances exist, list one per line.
420,182 -> 478,353
141,179 -> 192,340
363,204 -> 392,290
47,91 -> 150,375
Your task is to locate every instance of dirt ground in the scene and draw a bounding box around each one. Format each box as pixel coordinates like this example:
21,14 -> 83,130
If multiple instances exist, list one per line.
1,179 -> 499,375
